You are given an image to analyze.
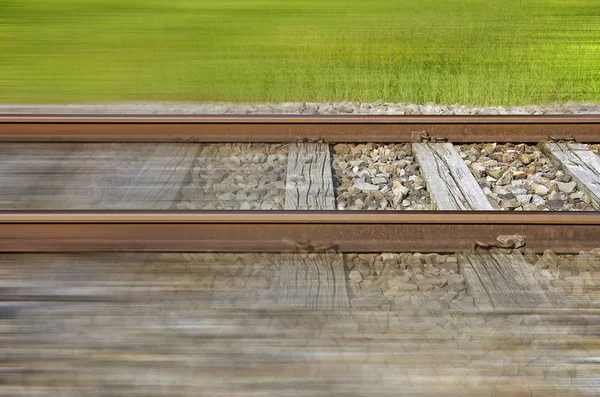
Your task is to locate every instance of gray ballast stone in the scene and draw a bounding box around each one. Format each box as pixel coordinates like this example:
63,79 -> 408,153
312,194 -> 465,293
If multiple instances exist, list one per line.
3,101 -> 600,115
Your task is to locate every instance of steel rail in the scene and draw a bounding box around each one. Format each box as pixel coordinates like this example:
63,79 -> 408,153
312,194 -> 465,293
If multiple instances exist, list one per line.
1,211 -> 598,253
1,115 -> 600,142
1,211 -> 599,224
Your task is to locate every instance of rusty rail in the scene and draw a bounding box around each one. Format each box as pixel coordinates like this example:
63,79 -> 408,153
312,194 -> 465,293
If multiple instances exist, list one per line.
1,211 -> 598,253
1,116 -> 600,254
1,115 -> 600,142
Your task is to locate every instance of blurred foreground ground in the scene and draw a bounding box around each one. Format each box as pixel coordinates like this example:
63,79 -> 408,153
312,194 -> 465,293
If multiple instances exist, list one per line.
1,252 -> 598,396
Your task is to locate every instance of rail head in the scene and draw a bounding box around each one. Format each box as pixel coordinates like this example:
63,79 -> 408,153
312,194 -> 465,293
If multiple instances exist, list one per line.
1,115 -> 600,142
0,211 -> 599,224
2,115 -> 600,123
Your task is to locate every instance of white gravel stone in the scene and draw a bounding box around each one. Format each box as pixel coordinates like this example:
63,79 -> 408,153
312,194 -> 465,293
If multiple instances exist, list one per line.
557,181 -> 577,194
532,195 -> 546,206
396,282 -> 419,291
349,270 -> 363,283
533,183 -> 549,196
383,287 -> 401,298
496,171 -> 513,186
353,180 -> 380,192
516,194 -> 532,204
392,185 -> 409,205
388,275 -> 411,286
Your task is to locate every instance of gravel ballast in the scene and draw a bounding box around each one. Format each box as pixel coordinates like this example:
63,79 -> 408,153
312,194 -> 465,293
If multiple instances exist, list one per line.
3,101 -> 600,115
524,248 -> 600,308
346,252 -> 472,313
178,143 -> 287,210
458,143 -> 595,211
332,143 -> 434,210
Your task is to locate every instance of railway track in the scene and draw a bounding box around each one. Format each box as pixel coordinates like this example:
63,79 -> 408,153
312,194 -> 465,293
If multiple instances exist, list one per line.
1,115 -> 600,252
1,115 -> 600,396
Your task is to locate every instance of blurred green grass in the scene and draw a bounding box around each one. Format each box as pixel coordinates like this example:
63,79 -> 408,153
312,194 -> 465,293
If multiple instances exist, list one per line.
1,0 -> 599,105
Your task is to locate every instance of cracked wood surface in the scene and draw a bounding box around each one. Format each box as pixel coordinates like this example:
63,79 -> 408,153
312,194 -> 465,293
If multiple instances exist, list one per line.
116,144 -> 200,209
459,250 -> 552,311
541,142 -> 600,209
0,143 -> 200,210
278,253 -> 349,310
413,142 -> 493,210
285,143 -> 335,210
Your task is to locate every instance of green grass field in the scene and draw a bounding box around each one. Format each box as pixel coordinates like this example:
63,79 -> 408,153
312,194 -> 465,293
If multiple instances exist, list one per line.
1,0 -> 599,105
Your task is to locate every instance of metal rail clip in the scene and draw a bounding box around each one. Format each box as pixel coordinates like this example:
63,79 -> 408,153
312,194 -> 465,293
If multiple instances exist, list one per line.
473,240 -> 515,250
473,234 -> 526,251
296,136 -> 326,143
548,135 -> 576,143
283,238 -> 337,252
411,130 -> 447,143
